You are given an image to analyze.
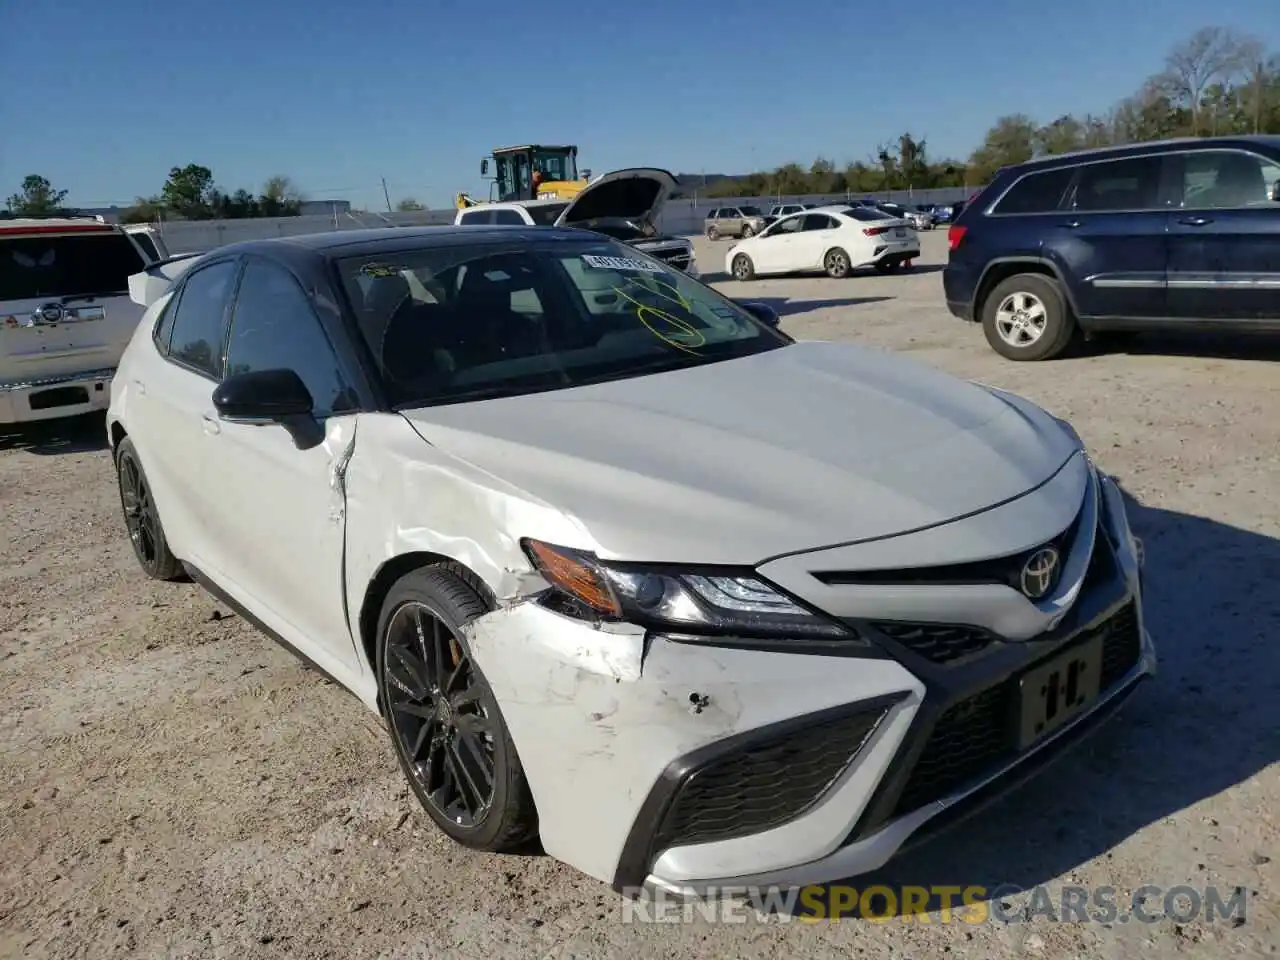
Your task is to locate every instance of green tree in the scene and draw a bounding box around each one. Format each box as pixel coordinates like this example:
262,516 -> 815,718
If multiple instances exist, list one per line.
161,164 -> 216,219
967,114 -> 1036,182
396,198 -> 425,211
259,175 -> 303,216
5,175 -> 69,216
120,197 -> 165,224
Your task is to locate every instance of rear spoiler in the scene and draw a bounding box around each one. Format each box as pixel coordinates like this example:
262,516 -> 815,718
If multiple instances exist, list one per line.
128,252 -> 203,307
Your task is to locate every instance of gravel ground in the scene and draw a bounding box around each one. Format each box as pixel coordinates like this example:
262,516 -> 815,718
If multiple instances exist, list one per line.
1,230 -> 1276,959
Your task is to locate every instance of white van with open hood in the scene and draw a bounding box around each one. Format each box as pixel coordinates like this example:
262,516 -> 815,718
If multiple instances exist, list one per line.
453,168 -> 695,274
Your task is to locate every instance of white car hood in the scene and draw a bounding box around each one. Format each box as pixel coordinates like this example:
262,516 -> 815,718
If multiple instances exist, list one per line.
399,341 -> 1081,565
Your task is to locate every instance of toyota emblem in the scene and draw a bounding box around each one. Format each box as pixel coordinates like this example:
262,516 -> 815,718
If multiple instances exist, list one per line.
1020,547 -> 1061,600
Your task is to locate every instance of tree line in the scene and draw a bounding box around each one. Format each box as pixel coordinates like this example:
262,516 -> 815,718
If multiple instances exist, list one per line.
699,25 -> 1279,198
2,166 -> 305,221
5,25 -> 1277,217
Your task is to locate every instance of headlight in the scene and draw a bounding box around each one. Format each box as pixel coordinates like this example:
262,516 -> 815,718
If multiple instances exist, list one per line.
522,539 -> 857,641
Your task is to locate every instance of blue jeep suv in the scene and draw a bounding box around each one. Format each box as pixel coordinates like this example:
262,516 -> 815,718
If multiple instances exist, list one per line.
943,135 -> 1280,360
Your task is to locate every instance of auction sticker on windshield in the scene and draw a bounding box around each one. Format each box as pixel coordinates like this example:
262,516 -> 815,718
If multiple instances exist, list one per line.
581,254 -> 664,273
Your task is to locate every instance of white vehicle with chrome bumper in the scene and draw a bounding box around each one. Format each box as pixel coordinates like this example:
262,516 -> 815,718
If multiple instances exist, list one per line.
0,217 -> 154,423
107,224 -> 1152,898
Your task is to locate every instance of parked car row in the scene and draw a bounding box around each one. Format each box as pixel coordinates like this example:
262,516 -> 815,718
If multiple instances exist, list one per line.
703,199 -> 971,239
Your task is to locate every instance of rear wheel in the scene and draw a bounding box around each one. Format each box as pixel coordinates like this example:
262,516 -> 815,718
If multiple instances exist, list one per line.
731,253 -> 755,281
824,248 -> 851,279
376,565 -> 537,852
706,224 -> 719,240
981,273 -> 1077,361
115,437 -> 184,581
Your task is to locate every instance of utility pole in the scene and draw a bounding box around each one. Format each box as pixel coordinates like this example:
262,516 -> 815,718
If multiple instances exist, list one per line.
1255,59 -> 1265,135
381,178 -> 393,213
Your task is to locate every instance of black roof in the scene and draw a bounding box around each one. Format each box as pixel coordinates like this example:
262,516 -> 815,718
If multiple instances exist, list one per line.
207,224 -> 604,262
1007,134 -> 1280,175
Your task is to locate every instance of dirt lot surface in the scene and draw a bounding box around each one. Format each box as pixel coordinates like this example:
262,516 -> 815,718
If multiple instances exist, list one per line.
2,230 -> 1277,959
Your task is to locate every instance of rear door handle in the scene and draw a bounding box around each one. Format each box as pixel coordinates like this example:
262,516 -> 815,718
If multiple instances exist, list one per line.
131,378 -> 146,396
1178,216 -> 1213,226
201,413 -> 221,436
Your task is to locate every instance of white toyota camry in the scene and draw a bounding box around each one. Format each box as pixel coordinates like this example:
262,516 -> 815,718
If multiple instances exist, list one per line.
724,205 -> 921,280
108,222 -> 1153,898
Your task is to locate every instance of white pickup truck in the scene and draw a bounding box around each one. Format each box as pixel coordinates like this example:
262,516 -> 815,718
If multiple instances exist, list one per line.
0,217 -> 170,424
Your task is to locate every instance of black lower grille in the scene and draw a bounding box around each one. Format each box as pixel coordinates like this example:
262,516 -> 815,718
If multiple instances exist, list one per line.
872,622 -> 998,664
655,705 -> 886,850
889,601 -> 1141,821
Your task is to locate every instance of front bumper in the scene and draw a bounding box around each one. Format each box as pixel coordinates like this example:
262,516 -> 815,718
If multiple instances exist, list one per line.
0,368 -> 115,424
468,469 -> 1152,894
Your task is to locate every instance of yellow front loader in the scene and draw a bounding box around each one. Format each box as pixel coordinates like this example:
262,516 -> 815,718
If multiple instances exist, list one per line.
455,144 -> 592,209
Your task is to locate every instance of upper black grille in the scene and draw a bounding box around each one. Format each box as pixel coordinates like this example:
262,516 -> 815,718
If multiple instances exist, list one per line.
872,622 -> 999,665
888,600 -> 1141,821
813,508 -> 1085,590
654,705 -> 886,851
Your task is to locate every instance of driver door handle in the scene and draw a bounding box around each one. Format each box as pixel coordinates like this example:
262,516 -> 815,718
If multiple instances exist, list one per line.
1060,220 -> 1082,229
201,413 -> 221,436
1178,216 -> 1213,226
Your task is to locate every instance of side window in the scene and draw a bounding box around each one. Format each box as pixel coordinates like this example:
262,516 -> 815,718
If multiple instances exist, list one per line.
1072,156 -> 1162,212
801,214 -> 836,231
767,216 -> 804,236
992,167 -> 1076,215
1181,150 -> 1280,209
491,208 -> 526,225
131,233 -> 160,261
152,292 -> 179,354
706,209 -> 718,219
459,210 -> 491,225
224,261 -> 356,417
168,260 -> 239,378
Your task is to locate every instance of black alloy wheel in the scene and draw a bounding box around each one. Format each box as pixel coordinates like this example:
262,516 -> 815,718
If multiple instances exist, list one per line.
376,565 -> 537,851
115,437 -> 184,581
384,600 -> 496,829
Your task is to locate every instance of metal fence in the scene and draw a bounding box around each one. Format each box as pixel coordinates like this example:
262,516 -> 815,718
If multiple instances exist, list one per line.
152,186 -> 979,254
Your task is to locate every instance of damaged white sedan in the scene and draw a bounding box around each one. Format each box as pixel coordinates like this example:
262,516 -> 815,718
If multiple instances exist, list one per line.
108,223 -> 1154,898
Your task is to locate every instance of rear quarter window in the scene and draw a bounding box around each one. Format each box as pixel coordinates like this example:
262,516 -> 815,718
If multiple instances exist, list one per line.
0,232 -> 146,301
991,167 -> 1076,215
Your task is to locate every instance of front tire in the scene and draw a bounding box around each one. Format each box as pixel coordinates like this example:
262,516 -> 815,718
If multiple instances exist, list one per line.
115,436 -> 184,581
981,273 -> 1077,361
376,565 -> 537,852
824,247 -> 851,279
731,253 -> 756,281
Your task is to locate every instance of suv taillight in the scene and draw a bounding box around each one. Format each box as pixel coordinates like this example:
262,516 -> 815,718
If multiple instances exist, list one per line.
947,224 -> 967,251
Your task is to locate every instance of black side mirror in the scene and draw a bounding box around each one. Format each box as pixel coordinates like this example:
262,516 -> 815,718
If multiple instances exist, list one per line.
212,369 -> 323,450
737,300 -> 780,328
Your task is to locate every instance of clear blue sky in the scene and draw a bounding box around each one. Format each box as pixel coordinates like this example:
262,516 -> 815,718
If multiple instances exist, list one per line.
2,0 -> 1275,211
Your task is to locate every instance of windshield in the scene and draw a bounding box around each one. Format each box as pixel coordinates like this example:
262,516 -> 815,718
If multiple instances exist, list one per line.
337,238 -> 789,408
738,205 -> 763,216
0,232 -> 146,301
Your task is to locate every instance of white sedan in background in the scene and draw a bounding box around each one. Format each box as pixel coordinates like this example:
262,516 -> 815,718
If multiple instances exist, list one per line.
724,206 -> 920,281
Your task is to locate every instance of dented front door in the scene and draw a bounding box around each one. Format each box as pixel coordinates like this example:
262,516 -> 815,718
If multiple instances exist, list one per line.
205,414 -> 362,677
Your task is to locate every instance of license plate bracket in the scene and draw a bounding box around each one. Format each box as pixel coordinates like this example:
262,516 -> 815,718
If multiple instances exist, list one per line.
1016,636 -> 1104,750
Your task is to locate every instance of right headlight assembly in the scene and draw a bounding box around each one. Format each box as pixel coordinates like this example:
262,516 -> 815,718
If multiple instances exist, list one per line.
521,539 -> 862,643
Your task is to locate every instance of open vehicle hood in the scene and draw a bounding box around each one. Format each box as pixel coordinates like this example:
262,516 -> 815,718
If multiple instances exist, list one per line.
554,167 -> 678,229
399,341 -> 1083,565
